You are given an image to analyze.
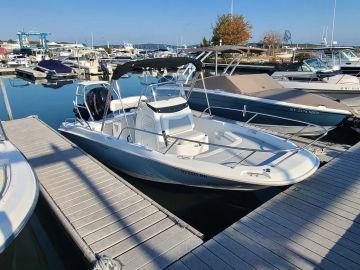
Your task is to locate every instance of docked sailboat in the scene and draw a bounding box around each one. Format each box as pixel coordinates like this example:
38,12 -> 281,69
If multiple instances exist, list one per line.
59,57 -> 320,190
0,123 -> 38,253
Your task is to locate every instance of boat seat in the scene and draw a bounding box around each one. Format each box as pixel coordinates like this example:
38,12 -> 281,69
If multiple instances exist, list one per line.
110,96 -> 147,112
167,129 -> 209,156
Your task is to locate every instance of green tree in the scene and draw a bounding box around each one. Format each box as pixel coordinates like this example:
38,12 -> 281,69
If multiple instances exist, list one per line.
200,37 -> 210,47
104,46 -> 112,55
212,14 -> 252,45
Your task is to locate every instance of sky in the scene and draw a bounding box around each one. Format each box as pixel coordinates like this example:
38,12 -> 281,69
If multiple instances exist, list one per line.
1,0 -> 359,46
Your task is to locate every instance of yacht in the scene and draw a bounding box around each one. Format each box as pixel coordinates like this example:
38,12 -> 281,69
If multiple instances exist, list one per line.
0,124 -> 38,253
296,47 -> 360,76
62,56 -> 101,75
6,54 -> 29,67
59,57 -> 320,191
272,58 -> 360,114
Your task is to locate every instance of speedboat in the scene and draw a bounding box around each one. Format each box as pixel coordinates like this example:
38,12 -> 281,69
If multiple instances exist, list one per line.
294,47 -> 360,76
185,73 -> 352,136
0,124 -> 38,253
272,58 -> 360,115
59,57 -> 320,191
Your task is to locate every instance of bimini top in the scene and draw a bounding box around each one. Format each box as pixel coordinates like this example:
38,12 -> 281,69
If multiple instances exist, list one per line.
111,57 -> 203,80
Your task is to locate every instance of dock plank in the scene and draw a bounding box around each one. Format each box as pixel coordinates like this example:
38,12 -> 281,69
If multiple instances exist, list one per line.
118,225 -> 195,270
83,204 -> 157,241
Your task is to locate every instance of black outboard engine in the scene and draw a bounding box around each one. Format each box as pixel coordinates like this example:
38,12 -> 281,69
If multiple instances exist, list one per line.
74,87 -> 112,121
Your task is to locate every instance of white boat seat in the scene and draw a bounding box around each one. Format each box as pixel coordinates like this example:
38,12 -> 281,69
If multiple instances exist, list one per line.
110,96 -> 147,112
167,129 -> 209,156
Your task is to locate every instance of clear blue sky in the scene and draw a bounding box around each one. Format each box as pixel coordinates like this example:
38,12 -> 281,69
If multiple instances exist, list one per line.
1,0 -> 359,45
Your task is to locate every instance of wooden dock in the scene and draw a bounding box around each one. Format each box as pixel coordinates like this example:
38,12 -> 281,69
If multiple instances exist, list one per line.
168,143 -> 360,269
15,67 -> 47,80
0,67 -> 16,75
2,116 -> 203,270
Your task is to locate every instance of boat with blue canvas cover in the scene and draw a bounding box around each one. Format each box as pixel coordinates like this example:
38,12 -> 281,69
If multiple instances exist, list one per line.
59,57 -> 320,191
35,59 -> 77,80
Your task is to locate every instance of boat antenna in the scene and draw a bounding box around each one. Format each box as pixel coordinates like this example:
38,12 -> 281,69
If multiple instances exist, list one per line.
331,0 -> 337,47
230,0 -> 234,18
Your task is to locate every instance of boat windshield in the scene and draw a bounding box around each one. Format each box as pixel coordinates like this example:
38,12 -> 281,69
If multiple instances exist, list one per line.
342,49 -> 359,59
144,84 -> 186,103
303,58 -> 329,71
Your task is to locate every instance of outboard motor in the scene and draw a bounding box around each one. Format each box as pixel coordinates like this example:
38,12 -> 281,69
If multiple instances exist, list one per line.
74,87 -> 112,121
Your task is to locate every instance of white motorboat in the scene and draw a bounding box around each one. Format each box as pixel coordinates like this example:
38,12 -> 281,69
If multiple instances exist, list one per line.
0,125 -> 38,253
272,58 -> 360,114
59,57 -> 320,191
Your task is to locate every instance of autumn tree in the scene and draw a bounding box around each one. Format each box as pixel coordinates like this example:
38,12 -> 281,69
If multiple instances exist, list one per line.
261,31 -> 282,55
212,14 -> 252,45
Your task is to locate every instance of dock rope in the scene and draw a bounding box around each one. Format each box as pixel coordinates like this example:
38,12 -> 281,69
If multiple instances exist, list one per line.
92,255 -> 122,270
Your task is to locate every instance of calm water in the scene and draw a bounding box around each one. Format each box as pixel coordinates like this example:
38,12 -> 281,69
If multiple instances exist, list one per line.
1,75 -> 354,269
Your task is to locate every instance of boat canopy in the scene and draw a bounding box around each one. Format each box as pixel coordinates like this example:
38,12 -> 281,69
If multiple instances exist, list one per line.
111,57 -> 202,80
193,74 -> 352,112
38,59 -> 73,73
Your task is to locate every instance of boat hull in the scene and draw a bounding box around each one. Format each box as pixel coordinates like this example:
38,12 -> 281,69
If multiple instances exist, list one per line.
0,141 -> 39,253
61,131 -> 271,190
187,90 -> 349,136
60,125 -> 320,191
277,81 -> 360,115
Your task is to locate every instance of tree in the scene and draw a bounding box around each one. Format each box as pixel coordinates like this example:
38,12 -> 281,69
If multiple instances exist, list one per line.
104,46 -> 112,55
200,37 -> 211,47
212,14 -> 252,45
261,31 -> 282,55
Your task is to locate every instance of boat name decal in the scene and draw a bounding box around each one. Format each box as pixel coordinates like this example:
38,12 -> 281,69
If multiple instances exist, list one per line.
289,108 -> 319,114
178,169 -> 208,178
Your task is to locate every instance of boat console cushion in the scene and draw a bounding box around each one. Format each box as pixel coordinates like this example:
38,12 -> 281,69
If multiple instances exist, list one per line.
146,97 -> 188,113
110,96 -> 147,112
168,129 -> 209,156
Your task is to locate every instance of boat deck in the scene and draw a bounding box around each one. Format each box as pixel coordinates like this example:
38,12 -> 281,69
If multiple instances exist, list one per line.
168,141 -> 360,269
2,116 -> 203,270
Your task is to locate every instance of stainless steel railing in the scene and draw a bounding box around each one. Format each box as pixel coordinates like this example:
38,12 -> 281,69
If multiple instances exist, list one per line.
199,105 -> 328,151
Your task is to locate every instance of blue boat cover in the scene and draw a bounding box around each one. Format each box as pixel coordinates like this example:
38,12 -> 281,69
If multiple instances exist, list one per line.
38,59 -> 73,74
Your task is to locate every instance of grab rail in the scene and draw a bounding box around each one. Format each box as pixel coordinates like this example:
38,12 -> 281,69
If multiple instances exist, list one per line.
198,106 -> 328,151
117,126 -> 303,155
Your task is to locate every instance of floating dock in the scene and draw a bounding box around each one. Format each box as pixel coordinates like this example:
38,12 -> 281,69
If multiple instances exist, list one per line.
2,116 -> 203,269
0,67 -> 16,75
168,142 -> 360,269
15,67 -> 47,80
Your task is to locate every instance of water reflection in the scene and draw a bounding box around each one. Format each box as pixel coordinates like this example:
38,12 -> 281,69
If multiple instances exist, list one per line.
0,220 -> 50,270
